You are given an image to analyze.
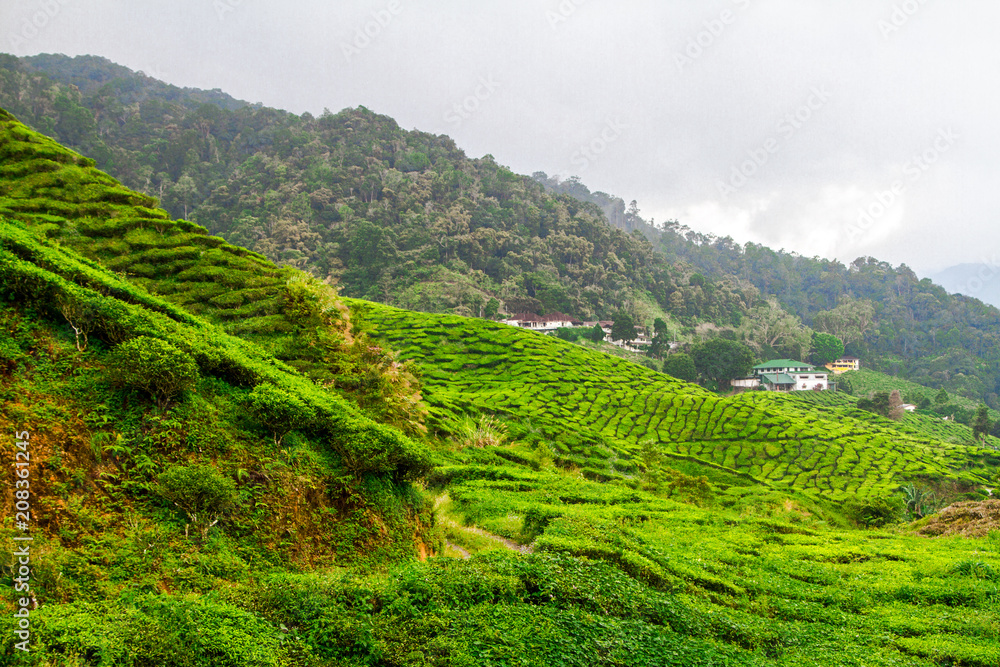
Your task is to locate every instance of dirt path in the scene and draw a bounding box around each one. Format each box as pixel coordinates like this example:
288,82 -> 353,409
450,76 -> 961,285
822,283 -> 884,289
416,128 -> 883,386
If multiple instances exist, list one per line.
444,540 -> 472,559
435,493 -> 534,556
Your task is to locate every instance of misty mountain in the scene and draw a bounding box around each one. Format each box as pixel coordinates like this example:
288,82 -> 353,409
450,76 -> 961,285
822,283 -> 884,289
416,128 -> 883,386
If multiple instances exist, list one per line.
929,263 -> 1000,310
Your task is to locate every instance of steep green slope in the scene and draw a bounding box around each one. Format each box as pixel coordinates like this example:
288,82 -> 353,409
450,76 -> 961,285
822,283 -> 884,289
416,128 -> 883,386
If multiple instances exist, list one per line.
361,302 -> 996,500
0,106 -> 427,431
0,222 -> 437,662
0,117 -> 998,666
0,55 -> 759,327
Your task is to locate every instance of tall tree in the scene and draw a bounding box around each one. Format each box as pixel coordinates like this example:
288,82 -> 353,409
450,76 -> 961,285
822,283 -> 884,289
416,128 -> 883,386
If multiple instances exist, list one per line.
663,353 -> 697,383
610,312 -> 636,343
811,332 -> 845,366
740,298 -> 812,357
691,339 -> 755,390
812,297 -> 875,348
972,404 -> 991,442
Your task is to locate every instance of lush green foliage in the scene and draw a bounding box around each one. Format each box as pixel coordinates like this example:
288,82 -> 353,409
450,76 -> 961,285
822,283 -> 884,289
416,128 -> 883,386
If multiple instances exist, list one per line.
362,301 -> 995,499
655,217 -> 1000,407
810,332 -> 844,365
692,338 -> 755,388
245,383 -> 316,446
0,55 -> 702,325
0,104 -> 428,433
662,352 -> 697,383
610,311 -> 636,343
156,464 -> 238,539
109,335 -> 200,407
3,60 -> 1000,667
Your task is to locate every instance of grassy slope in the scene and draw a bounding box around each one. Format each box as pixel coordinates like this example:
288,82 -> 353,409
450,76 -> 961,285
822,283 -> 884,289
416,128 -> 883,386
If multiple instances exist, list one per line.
843,368 -> 1000,420
360,301 -> 995,501
0,109 -> 440,663
358,304 -> 999,666
1,106 -> 998,666
0,107 -> 354,382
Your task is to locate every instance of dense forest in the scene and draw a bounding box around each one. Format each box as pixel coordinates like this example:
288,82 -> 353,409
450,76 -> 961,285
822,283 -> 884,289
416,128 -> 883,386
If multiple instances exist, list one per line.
535,175 -> 1000,408
4,53 -> 1000,407
655,224 -> 1000,407
0,53 -> 750,326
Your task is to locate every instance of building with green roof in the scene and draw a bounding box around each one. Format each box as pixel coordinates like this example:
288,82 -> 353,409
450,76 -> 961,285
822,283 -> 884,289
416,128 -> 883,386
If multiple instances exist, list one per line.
732,359 -> 830,392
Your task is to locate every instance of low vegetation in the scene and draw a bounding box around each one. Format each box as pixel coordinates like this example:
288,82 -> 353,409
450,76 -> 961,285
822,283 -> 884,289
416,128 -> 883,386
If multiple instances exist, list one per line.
0,100 -> 998,666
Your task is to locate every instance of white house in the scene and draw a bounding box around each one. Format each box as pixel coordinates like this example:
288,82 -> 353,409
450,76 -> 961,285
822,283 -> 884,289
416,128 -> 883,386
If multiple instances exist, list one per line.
751,359 -> 829,391
502,312 -> 581,331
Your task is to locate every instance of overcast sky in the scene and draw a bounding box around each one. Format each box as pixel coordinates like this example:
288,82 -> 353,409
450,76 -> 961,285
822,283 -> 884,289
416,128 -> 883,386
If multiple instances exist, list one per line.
4,0 -> 999,276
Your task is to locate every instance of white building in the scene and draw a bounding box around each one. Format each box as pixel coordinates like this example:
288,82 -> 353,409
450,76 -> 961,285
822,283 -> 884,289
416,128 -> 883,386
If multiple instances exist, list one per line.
751,359 -> 829,391
502,312 -> 581,331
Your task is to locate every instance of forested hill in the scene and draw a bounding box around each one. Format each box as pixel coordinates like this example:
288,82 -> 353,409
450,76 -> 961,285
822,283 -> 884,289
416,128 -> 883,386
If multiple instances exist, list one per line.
6,54 -> 1000,407
0,53 -> 759,324
533,175 -> 1000,409
656,224 -> 1000,407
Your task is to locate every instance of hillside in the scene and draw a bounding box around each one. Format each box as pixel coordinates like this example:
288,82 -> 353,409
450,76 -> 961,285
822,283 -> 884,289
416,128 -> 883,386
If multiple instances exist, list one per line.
0,112 -> 999,665
531,174 -> 1000,409
654,219 -> 1000,406
0,53 -> 749,327
0,105 -> 429,431
360,301 -> 997,501
9,53 -> 1000,415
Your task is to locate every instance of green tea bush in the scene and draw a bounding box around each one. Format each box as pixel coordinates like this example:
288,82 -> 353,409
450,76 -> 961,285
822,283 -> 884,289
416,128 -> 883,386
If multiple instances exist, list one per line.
29,596 -> 286,666
244,382 -> 316,446
843,494 -> 905,528
156,463 -> 237,540
109,335 -> 199,407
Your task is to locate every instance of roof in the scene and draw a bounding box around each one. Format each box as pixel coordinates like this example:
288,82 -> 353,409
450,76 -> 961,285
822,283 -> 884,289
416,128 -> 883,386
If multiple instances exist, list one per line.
508,312 -> 576,323
753,359 -> 815,370
761,373 -> 797,385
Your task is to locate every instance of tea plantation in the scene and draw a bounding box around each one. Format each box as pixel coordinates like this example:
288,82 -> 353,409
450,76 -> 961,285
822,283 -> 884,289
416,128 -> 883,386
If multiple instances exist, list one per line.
361,302 -> 997,501
1,105 -> 999,665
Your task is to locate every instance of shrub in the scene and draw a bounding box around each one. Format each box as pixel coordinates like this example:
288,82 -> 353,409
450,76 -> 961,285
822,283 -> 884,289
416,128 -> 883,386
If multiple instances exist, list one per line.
457,415 -> 508,449
245,383 -> 316,446
109,336 -> 199,407
156,464 -> 237,540
843,494 -> 904,528
663,353 -> 697,383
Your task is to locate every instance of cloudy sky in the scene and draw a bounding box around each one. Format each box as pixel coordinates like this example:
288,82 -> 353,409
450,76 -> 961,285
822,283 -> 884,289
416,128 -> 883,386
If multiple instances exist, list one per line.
4,0 -> 998,276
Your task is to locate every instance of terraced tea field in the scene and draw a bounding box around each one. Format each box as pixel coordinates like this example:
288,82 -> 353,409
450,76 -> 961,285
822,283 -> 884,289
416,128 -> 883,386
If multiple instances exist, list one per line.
362,302 -> 997,499
0,110 -> 304,350
428,459 -> 1000,667
788,390 -> 1000,449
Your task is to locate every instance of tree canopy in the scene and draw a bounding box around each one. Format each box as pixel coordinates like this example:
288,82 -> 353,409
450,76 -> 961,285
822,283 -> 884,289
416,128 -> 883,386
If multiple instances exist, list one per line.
691,339 -> 755,389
